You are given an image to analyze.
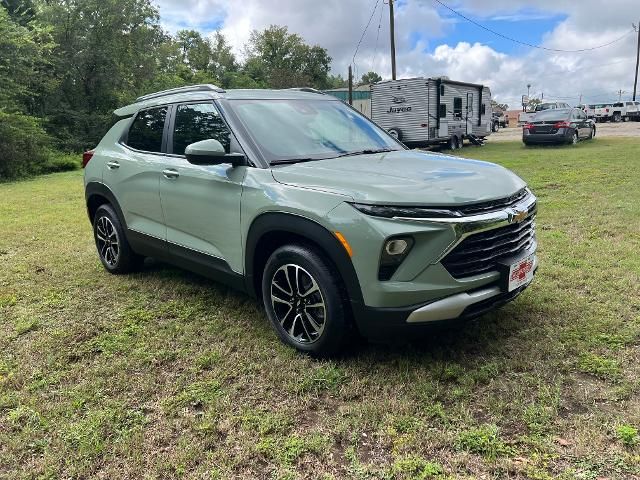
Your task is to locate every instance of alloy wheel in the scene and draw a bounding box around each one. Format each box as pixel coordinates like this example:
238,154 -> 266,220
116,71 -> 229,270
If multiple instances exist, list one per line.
270,264 -> 326,344
96,216 -> 119,267
572,132 -> 578,144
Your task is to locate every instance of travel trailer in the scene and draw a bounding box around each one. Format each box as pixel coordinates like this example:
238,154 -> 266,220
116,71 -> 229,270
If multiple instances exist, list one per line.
370,77 -> 492,148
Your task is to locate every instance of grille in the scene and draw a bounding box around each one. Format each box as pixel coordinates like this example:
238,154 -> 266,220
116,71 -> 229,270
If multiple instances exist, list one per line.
457,189 -> 529,216
442,215 -> 536,279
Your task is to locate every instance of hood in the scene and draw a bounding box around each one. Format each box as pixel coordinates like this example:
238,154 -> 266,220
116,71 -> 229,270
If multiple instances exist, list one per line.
271,150 -> 526,205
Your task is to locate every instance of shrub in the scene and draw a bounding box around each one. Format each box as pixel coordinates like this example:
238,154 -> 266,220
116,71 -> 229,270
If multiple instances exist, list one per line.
0,110 -> 52,181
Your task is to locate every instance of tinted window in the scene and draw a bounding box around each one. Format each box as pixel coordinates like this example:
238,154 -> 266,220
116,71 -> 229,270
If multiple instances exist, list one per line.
453,97 -> 462,118
173,103 -> 231,155
534,109 -> 571,121
127,107 -> 167,152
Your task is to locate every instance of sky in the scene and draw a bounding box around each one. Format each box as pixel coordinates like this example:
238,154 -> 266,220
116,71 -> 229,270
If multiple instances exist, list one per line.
153,0 -> 640,108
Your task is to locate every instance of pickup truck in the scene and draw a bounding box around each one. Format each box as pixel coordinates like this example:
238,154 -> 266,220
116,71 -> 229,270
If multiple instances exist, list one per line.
593,104 -> 611,122
611,101 -> 640,122
518,102 -> 571,125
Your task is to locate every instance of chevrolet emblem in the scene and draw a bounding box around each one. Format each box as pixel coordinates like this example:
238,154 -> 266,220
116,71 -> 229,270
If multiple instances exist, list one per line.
507,208 -> 528,224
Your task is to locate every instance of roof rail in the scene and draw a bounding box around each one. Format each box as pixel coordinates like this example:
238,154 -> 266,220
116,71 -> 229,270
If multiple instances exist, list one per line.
287,87 -> 325,95
136,84 -> 225,103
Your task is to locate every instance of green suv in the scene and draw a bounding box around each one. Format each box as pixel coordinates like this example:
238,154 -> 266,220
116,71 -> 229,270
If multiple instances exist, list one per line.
83,84 -> 538,356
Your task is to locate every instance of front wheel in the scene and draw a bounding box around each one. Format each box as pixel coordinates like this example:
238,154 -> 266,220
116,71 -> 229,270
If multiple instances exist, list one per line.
571,131 -> 579,145
261,244 -> 351,357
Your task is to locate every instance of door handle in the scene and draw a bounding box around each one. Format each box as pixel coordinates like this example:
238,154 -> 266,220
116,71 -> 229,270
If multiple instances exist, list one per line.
106,161 -> 120,169
162,169 -> 180,179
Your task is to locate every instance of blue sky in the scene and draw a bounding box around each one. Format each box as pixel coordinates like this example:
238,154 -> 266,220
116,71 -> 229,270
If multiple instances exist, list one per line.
155,0 -> 639,106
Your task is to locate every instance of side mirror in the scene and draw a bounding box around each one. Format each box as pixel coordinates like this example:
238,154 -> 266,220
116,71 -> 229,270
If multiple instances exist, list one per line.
184,139 -> 246,167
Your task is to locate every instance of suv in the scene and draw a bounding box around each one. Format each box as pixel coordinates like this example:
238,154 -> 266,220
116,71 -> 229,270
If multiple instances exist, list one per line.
83,84 -> 538,356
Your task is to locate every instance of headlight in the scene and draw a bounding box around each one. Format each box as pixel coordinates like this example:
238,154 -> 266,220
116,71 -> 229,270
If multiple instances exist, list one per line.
379,236 -> 414,281
350,203 -> 462,219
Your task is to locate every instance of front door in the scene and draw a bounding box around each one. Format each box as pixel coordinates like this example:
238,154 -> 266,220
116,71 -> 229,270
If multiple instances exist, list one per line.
159,102 -> 246,273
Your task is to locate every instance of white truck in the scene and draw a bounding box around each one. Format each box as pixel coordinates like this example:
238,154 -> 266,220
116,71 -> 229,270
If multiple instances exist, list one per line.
517,102 -> 571,126
610,101 -> 640,122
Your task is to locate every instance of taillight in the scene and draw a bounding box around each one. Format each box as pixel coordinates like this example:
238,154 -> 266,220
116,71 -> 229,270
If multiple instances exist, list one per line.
82,150 -> 95,168
553,121 -> 571,129
523,123 -> 534,130
605,108 -> 609,113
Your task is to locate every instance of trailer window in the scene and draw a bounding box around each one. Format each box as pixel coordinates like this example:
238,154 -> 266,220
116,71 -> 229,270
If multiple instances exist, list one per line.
481,104 -> 486,115
453,97 -> 462,119
440,84 -> 445,96
439,104 -> 446,118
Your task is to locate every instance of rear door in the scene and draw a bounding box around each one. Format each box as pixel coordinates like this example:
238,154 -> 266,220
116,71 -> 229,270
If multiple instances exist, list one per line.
158,102 -> 245,273
105,106 -> 168,240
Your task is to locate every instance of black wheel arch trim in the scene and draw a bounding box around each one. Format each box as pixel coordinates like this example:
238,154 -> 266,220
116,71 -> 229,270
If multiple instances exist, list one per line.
244,212 -> 365,308
85,182 -> 126,227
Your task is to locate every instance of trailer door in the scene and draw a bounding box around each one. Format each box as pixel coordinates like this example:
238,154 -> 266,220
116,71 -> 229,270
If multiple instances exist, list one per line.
466,92 -> 474,135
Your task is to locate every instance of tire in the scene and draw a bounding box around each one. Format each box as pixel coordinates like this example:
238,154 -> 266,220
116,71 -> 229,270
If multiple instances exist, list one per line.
588,126 -> 595,139
623,116 -> 629,122
261,244 -> 351,357
613,113 -> 621,123
448,136 -> 458,150
93,204 -> 143,274
571,131 -> 579,145
387,128 -> 402,141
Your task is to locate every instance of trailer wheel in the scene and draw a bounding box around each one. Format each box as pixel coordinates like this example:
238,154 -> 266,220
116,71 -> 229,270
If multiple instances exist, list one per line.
387,128 -> 402,141
448,136 -> 458,150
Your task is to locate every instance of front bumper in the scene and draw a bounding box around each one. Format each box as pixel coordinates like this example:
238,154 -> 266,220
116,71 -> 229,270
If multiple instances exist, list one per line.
328,190 -> 538,338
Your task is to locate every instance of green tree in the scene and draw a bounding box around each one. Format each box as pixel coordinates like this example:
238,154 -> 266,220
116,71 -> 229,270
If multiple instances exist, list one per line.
244,25 -> 331,89
491,100 -> 509,111
359,71 -> 382,85
0,8 -> 53,179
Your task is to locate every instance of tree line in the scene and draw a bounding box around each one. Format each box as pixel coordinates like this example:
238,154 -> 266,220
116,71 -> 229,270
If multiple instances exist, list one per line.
0,0 -> 356,180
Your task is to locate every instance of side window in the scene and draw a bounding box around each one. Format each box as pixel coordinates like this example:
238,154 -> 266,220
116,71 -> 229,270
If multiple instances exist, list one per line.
126,107 -> 168,152
173,103 -> 231,156
453,97 -> 462,119
481,103 -> 486,115
439,84 -> 445,96
439,103 -> 447,118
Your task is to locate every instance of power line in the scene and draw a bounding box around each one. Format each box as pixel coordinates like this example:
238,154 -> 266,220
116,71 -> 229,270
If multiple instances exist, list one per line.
370,0 -> 386,70
433,0 -> 635,53
352,0 -> 380,67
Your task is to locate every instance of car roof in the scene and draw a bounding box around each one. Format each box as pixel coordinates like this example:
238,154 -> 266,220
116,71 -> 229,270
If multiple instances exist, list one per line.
113,85 -> 334,117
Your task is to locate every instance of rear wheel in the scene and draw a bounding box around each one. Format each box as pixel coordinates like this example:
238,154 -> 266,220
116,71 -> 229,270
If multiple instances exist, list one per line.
448,135 -> 458,150
93,204 -> 143,274
571,131 -> 579,145
613,112 -> 621,123
261,244 -> 351,357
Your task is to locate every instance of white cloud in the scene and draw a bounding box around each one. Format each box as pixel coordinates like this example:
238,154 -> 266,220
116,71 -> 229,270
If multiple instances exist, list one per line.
153,0 -> 640,107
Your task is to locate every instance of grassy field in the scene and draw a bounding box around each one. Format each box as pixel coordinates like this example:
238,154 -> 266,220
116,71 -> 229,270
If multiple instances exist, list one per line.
1,139 -> 639,479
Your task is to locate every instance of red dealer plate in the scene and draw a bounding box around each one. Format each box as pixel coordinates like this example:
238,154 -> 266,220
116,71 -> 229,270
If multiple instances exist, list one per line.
508,254 -> 535,292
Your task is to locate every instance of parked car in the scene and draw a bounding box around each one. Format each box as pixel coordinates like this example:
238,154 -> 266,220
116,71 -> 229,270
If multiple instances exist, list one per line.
518,102 -> 571,125
491,111 -> 509,131
593,103 -> 613,122
83,84 -> 538,356
523,107 -> 595,146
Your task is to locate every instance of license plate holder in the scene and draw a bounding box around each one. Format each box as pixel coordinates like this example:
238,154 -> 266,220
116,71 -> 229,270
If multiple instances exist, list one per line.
498,254 -> 536,292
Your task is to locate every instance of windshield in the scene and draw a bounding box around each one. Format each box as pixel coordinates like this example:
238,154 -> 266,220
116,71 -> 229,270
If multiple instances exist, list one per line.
533,109 -> 571,121
226,98 -> 402,163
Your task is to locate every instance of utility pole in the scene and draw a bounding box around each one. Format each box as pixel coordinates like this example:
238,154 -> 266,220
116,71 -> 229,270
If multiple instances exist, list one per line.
579,93 -> 583,105
618,89 -> 624,101
348,65 -> 353,105
633,22 -> 639,101
389,0 -> 397,80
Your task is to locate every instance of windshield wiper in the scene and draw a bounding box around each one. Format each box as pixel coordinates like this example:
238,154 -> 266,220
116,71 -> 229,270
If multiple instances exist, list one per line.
270,158 -> 318,165
335,148 -> 395,158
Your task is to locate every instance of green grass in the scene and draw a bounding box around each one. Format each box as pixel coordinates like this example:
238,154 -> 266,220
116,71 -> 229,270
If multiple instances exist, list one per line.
1,138 -> 639,478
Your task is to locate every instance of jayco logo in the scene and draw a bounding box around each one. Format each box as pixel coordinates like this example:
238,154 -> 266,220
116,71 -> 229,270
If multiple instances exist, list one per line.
387,105 -> 412,113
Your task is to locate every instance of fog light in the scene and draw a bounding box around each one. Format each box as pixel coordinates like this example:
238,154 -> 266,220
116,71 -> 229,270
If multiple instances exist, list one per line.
385,239 -> 408,255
